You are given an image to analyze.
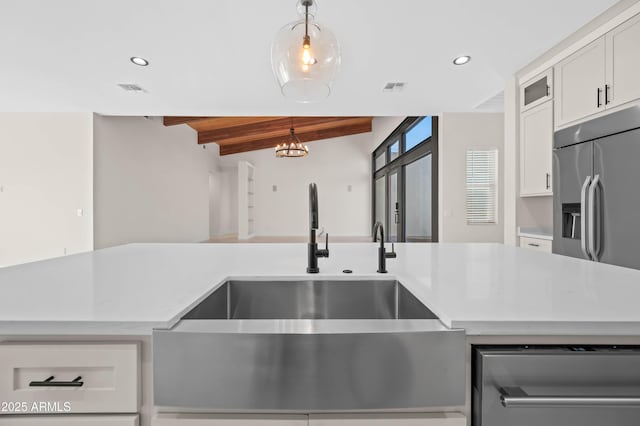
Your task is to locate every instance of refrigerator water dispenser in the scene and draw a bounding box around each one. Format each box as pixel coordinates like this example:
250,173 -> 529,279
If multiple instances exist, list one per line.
562,203 -> 581,239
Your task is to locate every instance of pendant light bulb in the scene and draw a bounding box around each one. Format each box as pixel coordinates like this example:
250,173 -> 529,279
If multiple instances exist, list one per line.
302,45 -> 316,66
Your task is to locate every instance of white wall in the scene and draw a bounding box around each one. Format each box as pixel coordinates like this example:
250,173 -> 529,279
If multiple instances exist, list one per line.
93,115 -> 217,248
219,131 -> 377,237
439,113 -> 504,243
0,113 -> 93,266
370,117 -> 405,151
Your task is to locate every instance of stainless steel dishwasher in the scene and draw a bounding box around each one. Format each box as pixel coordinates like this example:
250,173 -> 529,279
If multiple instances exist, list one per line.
473,346 -> 640,426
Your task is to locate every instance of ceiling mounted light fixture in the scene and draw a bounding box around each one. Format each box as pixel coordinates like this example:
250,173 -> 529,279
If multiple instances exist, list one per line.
453,55 -> 471,65
130,56 -> 149,66
271,0 -> 341,103
275,122 -> 309,158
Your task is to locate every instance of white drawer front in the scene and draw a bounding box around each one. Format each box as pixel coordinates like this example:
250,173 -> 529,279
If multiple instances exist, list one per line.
0,343 -> 139,414
519,236 -> 552,253
152,414 -> 308,426
0,415 -> 138,425
309,413 -> 466,426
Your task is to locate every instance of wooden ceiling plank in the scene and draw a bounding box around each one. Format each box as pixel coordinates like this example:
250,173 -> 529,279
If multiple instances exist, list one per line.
198,117 -> 367,145
204,117 -> 372,146
198,117 -> 367,146
218,119 -> 372,156
188,117 -> 282,132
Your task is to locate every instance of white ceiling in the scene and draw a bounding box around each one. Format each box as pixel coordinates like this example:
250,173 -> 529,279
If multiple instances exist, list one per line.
0,0 -> 617,116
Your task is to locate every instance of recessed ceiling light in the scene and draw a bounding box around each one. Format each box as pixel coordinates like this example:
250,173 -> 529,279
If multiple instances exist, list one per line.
130,57 -> 149,66
453,55 -> 471,66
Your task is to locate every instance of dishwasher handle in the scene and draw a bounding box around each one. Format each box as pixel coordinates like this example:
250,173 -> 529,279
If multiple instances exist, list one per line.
499,386 -> 640,408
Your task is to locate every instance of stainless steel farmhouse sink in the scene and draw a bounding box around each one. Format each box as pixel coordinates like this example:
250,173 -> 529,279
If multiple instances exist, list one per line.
153,279 -> 465,412
182,280 -> 439,320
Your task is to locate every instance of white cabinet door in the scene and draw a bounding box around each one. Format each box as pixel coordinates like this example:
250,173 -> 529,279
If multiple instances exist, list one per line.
0,415 -> 138,426
606,13 -> 640,109
554,38 -> 606,127
309,413 -> 466,426
520,68 -> 553,112
152,414 -> 308,426
520,100 -> 553,196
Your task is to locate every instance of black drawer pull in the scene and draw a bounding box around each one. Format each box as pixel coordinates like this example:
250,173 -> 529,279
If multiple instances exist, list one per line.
528,243 -> 540,247
29,375 -> 83,387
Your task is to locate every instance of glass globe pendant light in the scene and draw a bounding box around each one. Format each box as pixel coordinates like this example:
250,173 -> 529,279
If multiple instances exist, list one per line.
271,0 -> 341,103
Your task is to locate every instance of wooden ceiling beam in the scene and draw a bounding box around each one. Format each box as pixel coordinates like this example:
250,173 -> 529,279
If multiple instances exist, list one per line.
218,119 -> 372,156
163,116 -> 212,126
200,117 -> 370,146
197,116 -> 357,144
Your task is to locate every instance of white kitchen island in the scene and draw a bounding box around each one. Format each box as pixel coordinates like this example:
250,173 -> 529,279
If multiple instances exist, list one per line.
1,242 -> 640,426
1,242 -> 640,335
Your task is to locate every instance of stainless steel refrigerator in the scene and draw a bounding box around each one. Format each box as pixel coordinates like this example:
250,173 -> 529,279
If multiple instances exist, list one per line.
553,105 -> 640,269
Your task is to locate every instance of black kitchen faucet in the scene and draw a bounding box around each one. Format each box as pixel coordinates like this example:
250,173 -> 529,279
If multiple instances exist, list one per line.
307,183 -> 329,273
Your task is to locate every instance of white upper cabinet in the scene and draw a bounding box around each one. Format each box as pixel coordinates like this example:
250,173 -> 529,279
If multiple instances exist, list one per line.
520,100 -> 553,197
521,68 -> 553,112
554,38 -> 606,127
606,12 -> 640,109
555,12 -> 640,128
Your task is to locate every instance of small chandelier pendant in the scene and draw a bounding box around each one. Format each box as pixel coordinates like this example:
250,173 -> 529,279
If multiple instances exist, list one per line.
275,127 -> 309,158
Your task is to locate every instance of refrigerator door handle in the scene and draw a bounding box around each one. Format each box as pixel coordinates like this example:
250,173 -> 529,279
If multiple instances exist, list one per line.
589,174 -> 601,261
581,176 -> 592,260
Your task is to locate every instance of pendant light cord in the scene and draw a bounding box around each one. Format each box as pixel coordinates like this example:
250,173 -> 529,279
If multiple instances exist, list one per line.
305,3 -> 309,39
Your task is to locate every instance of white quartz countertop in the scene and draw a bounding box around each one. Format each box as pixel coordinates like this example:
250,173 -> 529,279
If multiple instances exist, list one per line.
2,243 -> 640,336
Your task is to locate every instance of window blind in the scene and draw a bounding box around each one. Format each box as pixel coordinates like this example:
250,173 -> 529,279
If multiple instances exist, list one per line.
466,149 -> 498,224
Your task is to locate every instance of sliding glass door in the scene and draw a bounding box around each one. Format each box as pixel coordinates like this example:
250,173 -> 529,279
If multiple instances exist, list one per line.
372,117 -> 438,243
405,154 -> 432,242
388,169 -> 399,242
374,176 -> 386,228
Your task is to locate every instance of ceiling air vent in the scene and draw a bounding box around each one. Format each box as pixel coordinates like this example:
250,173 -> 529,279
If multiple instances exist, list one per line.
383,82 -> 406,93
118,83 -> 146,93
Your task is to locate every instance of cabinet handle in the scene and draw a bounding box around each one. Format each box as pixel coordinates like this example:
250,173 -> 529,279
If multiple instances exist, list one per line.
545,173 -> 551,190
500,387 -> 640,408
605,84 -> 611,105
528,243 -> 540,247
597,87 -> 603,108
29,375 -> 84,387
546,85 -> 550,96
